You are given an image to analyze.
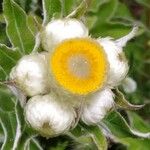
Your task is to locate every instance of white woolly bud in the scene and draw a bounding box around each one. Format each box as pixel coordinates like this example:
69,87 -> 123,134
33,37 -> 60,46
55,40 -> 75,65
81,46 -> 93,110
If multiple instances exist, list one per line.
25,94 -> 76,137
41,19 -> 88,51
122,77 -> 137,93
98,38 -> 129,86
81,88 -> 114,125
10,53 -> 50,96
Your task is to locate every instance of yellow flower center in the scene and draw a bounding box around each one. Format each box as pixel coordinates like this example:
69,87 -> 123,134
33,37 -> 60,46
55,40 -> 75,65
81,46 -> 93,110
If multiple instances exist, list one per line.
50,38 -> 108,95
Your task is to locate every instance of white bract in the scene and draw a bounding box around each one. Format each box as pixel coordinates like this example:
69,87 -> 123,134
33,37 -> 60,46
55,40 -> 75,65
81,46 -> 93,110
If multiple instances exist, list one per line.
122,77 -> 137,93
81,88 -> 114,125
41,18 -> 89,51
97,26 -> 138,87
25,94 -> 76,137
10,53 -> 50,96
98,38 -> 129,87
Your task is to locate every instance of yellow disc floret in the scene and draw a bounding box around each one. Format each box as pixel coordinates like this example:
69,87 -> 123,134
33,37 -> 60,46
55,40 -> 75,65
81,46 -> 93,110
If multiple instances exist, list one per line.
50,38 -> 108,95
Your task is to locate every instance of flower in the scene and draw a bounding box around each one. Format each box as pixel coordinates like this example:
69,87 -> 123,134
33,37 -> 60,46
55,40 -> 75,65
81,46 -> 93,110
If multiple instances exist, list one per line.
10,18 -> 138,136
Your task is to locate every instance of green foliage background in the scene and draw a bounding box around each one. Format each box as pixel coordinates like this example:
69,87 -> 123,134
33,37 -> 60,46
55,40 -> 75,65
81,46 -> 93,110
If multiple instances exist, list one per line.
0,0 -> 150,149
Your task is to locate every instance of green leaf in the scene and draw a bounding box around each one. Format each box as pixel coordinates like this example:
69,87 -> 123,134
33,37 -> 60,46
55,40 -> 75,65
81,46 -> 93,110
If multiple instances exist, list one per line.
0,85 -> 15,112
113,1 -> 133,21
0,98 -> 41,149
0,101 -> 25,150
0,122 -> 4,135
113,88 -> 144,110
0,111 -> 17,149
89,0 -> 135,38
50,141 -> 68,150
90,22 -> 131,38
16,133 -> 30,150
70,124 -> 106,150
0,44 -> 21,81
18,134 -> 42,150
27,15 -> 42,36
14,0 -> 27,9
120,138 -> 150,150
103,111 -> 136,138
29,138 -> 43,150
135,0 -> 150,8
89,1 -> 132,38
99,0 -> 118,21
27,15 -> 38,36
0,23 -> 7,44
42,0 -> 62,25
82,124 -> 108,150
14,0 -> 36,12
61,0 -> 75,16
104,111 -> 150,139
66,0 -> 91,19
90,0 -> 118,25
88,0 -> 106,12
15,101 -> 41,149
127,111 -> 150,133
3,0 -> 35,54
70,124 -> 88,137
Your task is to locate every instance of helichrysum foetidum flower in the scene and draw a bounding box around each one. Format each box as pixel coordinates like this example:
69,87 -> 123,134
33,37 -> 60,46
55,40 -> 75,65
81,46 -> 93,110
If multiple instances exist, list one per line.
10,18 -> 138,137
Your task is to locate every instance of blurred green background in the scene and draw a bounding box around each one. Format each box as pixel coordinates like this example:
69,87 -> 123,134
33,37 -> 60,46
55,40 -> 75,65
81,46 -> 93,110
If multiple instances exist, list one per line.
0,0 -> 150,149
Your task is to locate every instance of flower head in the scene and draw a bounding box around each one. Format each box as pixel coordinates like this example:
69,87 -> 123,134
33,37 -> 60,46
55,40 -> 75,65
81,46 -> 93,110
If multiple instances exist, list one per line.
10,18 -> 138,136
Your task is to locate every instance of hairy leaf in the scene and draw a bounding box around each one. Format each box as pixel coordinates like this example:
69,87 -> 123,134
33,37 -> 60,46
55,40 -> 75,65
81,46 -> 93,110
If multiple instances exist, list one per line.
71,124 -> 107,150
3,0 -> 35,54
135,0 -> 150,8
0,85 -> 15,112
113,88 -> 144,110
66,0 -> 91,19
82,124 -> 108,150
0,99 -> 41,149
89,0 -> 133,38
0,44 -> 21,81
103,111 -> 136,138
120,138 -> 150,150
0,111 -> 17,149
103,111 -> 150,139
42,0 -> 62,25
127,111 -> 150,133
61,0 -> 75,16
